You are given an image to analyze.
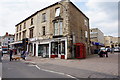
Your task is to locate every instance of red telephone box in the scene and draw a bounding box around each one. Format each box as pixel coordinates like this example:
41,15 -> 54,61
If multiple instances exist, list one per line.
75,43 -> 86,59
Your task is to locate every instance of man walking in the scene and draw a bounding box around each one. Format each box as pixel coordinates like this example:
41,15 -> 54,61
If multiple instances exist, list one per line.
9,49 -> 13,61
0,50 -> 2,62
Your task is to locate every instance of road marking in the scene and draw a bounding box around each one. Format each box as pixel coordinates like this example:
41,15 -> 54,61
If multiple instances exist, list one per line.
34,65 -> 79,80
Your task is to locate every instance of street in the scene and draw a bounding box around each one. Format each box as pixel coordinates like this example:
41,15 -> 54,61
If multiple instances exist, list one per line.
2,56 -> 76,80
1,53 -> 119,80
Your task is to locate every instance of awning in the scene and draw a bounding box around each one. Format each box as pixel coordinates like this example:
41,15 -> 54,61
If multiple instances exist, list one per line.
9,41 -> 22,45
92,42 -> 104,46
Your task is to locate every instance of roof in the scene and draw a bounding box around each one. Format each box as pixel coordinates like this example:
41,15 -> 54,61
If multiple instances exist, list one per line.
15,1 -> 89,26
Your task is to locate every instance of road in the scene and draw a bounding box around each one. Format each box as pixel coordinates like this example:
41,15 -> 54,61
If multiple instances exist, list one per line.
1,54 -> 119,80
2,58 -> 76,80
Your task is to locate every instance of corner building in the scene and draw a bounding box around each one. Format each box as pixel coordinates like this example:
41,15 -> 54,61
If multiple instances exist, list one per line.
15,0 -> 90,59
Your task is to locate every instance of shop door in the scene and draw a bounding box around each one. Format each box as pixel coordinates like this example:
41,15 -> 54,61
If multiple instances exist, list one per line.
51,42 -> 58,57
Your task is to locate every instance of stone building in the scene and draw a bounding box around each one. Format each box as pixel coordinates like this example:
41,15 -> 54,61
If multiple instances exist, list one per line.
14,0 -> 90,59
1,32 -> 14,53
104,36 -> 119,48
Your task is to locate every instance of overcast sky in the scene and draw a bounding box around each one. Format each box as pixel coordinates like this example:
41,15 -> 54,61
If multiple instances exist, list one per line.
0,0 -> 119,37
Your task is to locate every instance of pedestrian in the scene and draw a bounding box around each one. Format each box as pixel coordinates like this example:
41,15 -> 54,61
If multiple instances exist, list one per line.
104,49 -> 109,57
110,48 -> 114,54
0,50 -> 2,62
9,49 -> 13,61
21,50 -> 26,60
98,50 -> 104,57
14,49 -> 17,55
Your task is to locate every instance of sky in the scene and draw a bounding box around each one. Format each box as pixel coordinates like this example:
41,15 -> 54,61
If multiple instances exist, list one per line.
0,0 -> 119,37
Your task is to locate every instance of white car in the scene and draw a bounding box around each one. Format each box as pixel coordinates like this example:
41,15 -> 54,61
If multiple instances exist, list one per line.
114,47 -> 120,52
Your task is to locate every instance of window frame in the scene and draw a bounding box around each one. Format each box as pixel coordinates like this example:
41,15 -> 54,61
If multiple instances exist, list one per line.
55,7 -> 60,17
54,21 -> 63,36
42,13 -> 46,22
31,18 -> 33,25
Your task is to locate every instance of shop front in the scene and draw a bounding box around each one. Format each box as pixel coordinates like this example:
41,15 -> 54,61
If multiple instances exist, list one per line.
38,44 -> 49,58
51,41 -> 66,59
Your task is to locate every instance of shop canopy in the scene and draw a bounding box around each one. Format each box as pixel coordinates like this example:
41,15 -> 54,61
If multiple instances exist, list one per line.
9,41 -> 22,45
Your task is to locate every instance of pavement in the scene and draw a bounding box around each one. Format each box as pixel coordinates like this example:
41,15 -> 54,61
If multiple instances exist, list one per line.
22,52 -> 119,78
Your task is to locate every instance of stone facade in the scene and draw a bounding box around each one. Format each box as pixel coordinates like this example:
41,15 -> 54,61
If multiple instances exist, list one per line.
14,0 -> 90,59
104,36 -> 119,48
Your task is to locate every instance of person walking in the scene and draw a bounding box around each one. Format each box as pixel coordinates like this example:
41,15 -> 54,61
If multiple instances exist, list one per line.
0,50 -> 2,62
21,50 -> 26,60
9,49 -> 13,61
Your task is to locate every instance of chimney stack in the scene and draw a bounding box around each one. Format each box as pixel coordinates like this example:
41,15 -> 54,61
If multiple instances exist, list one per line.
6,32 -> 8,36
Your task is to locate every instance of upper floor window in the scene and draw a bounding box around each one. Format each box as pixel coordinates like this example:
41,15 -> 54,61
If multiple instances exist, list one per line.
29,28 -> 34,38
23,30 -> 26,39
42,26 -> 45,35
85,31 -> 88,38
16,34 -> 18,41
31,18 -> 33,25
42,13 -> 46,22
17,27 -> 19,32
19,33 -> 21,40
19,25 -> 22,31
55,8 -> 60,17
24,22 -> 26,29
54,21 -> 63,36
84,19 -> 88,27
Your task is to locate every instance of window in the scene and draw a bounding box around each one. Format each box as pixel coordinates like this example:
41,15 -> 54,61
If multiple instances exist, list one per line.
17,27 -> 19,32
54,21 -> 63,35
55,8 -> 60,17
24,22 -> 26,29
42,26 -> 45,35
81,30 -> 83,39
23,30 -> 26,39
42,13 -> 46,22
19,33 -> 21,40
16,34 -> 18,41
29,28 -> 34,38
8,41 -> 10,43
19,25 -> 21,31
54,22 -> 59,35
31,18 -> 33,25
85,31 -> 88,38
8,38 -> 10,40
84,19 -> 88,26
59,22 -> 63,35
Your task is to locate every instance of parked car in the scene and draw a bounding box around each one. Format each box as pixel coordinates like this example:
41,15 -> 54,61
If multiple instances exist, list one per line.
100,47 -> 107,52
105,48 -> 111,52
114,47 -> 120,52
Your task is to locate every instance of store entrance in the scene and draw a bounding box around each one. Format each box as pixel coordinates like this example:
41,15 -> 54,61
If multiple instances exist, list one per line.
51,41 -> 65,58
